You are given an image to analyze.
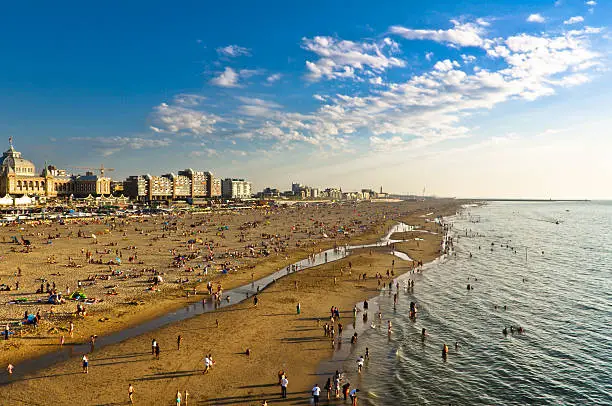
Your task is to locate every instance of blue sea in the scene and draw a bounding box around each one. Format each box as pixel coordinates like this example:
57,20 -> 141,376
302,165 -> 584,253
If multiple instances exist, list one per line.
341,201 -> 612,405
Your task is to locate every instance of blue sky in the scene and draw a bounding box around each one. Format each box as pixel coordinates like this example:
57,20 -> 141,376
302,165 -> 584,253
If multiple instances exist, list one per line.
1,0 -> 611,198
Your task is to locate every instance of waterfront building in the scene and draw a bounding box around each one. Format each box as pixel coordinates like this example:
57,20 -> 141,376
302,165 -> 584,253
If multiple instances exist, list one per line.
221,178 -> 252,199
0,140 -> 111,199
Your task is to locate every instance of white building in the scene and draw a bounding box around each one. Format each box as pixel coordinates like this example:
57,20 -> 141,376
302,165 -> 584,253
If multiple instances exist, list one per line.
221,178 -> 252,199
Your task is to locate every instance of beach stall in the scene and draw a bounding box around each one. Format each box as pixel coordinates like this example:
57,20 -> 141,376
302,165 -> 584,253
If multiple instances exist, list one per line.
0,195 -> 13,206
14,195 -> 34,206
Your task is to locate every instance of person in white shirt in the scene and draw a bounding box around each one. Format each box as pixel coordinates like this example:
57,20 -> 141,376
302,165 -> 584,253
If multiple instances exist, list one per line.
312,383 -> 321,405
357,356 -> 365,373
280,376 -> 288,398
203,356 -> 211,374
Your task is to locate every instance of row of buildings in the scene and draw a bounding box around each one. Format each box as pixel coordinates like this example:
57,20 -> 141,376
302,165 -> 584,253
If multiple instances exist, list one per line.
0,141 -> 252,203
255,183 -> 388,201
0,141 -> 385,205
123,172 -> 252,201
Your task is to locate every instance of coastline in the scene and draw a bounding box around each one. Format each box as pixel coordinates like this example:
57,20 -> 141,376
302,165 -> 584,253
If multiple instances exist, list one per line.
2,199 -> 462,404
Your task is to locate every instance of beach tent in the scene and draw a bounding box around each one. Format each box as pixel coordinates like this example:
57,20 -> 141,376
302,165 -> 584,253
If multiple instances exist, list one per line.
14,195 -> 34,206
0,195 -> 13,206
70,291 -> 87,300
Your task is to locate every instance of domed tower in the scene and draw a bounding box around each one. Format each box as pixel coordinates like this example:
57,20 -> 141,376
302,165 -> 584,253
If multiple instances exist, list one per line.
0,138 -> 48,197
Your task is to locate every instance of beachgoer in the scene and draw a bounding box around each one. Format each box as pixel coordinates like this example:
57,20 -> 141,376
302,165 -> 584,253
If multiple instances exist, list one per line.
177,335 -> 182,351
204,355 -> 211,373
350,388 -> 359,406
312,383 -> 321,405
82,355 -> 89,373
7,363 -> 14,375
155,342 -> 160,359
176,390 -> 182,406
281,375 -> 288,398
128,384 -> 134,404
357,355 -> 365,373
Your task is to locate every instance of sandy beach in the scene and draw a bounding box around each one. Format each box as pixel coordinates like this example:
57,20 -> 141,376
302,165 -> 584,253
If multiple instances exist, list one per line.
2,199 -> 461,405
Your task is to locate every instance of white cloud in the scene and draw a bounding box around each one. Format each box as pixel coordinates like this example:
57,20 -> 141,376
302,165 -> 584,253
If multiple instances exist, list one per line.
585,1 -> 596,6
564,16 -> 584,25
148,21 -> 604,157
266,73 -> 282,83
239,68 -> 265,78
190,149 -> 218,158
217,45 -> 250,58
151,103 -> 219,135
173,94 -> 206,107
210,67 -> 241,87
302,36 -> 405,81
425,52 -> 434,61
389,20 -> 485,48
527,14 -> 546,23
236,97 -> 282,117
433,59 -> 460,71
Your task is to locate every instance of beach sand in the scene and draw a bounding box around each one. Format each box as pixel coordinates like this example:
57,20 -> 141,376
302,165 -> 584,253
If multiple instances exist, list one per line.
2,199 -> 460,404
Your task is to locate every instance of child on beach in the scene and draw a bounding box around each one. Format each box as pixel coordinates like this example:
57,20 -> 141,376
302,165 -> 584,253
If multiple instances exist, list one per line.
82,355 -> 89,373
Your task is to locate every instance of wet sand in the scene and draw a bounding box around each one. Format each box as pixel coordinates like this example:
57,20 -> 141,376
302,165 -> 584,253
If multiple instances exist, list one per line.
2,199 -> 460,405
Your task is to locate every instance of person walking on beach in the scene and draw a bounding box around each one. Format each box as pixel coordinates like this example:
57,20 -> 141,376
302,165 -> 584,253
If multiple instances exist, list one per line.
82,354 -> 89,373
177,335 -> 182,351
312,383 -> 321,405
357,355 -> 365,373
204,355 -> 212,373
69,321 -> 74,338
280,375 -> 288,398
7,363 -> 14,375
176,390 -> 182,406
155,342 -> 161,360
152,339 -> 157,355
128,383 -> 134,404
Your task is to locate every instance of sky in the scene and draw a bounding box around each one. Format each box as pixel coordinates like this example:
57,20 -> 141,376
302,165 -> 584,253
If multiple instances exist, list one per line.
1,0 -> 611,199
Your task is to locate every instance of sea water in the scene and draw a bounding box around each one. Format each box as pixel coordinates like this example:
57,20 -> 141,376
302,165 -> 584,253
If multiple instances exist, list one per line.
341,201 -> 611,405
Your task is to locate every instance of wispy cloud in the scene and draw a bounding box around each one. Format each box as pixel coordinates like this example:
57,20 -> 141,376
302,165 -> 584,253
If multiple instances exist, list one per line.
210,67 -> 241,87
266,73 -> 282,83
302,36 -> 405,81
216,45 -> 251,58
564,16 -> 584,25
71,136 -> 172,156
390,20 -> 485,48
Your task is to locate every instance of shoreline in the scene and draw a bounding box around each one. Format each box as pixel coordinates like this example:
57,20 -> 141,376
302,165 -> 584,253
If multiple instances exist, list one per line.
2,200 -> 463,404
